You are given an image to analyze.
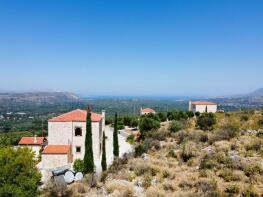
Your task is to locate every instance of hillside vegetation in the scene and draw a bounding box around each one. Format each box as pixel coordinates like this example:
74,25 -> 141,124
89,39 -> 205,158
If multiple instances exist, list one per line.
43,109 -> 263,197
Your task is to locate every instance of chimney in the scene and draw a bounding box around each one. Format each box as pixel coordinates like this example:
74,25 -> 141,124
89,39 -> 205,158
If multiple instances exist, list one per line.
34,135 -> 37,144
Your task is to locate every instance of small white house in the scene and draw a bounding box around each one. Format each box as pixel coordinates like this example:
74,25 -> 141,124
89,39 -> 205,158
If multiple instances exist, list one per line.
140,107 -> 156,115
189,101 -> 217,113
18,136 -> 47,159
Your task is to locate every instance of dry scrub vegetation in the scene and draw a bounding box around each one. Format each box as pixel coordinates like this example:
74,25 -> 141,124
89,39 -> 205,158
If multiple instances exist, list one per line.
43,110 -> 263,197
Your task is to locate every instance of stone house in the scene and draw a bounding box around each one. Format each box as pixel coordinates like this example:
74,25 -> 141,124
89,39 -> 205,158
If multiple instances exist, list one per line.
18,136 -> 47,159
41,109 -> 105,170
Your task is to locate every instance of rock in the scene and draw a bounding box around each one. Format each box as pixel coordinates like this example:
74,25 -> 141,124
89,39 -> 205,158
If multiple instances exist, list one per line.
151,178 -> 158,186
135,180 -> 143,187
203,146 -> 215,155
142,153 -> 149,161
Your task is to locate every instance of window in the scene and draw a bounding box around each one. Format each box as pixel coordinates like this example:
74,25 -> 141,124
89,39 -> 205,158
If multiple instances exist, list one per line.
76,146 -> 81,153
75,127 -> 82,136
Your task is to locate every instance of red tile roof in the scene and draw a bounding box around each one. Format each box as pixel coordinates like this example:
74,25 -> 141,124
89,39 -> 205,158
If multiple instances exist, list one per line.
19,137 -> 46,145
191,101 -> 217,105
142,108 -> 155,113
42,145 -> 71,154
48,109 -> 102,122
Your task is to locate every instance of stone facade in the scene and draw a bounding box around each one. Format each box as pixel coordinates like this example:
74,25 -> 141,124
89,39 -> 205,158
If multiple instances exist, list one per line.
43,109 -> 105,170
48,121 -> 102,161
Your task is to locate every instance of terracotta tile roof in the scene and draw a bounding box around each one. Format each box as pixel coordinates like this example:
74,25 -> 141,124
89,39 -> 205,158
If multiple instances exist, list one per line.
142,108 -> 155,113
42,145 -> 71,154
18,137 -> 46,145
191,101 -> 217,105
48,109 -> 102,122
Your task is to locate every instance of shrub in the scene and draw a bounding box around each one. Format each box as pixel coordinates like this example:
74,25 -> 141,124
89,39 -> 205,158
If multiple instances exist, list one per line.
142,173 -> 152,188
209,129 -> 238,144
169,120 -> 183,133
243,164 -> 263,177
242,185 -> 259,197
200,155 -> 216,170
147,130 -> 169,141
105,117 -> 113,125
134,138 -> 161,156
186,111 -> 195,118
126,134 -> 135,144
245,139 -> 263,152
106,180 -> 134,196
145,187 -> 165,197
225,185 -> 240,194
240,115 -> 249,121
173,130 -> 188,144
108,156 -> 129,173
139,117 -> 160,140
196,113 -> 216,131
196,179 -> 220,196
181,141 -> 196,162
257,119 -> 263,127
157,112 -> 167,122
42,180 -> 72,197
188,130 -> 208,143
167,149 -> 177,158
73,159 -> 84,173
167,110 -> 187,121
218,169 -> 239,182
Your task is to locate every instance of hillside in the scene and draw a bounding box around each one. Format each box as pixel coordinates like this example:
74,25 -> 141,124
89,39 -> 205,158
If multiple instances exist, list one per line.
42,110 -> 263,196
0,92 -> 79,105
247,88 -> 263,97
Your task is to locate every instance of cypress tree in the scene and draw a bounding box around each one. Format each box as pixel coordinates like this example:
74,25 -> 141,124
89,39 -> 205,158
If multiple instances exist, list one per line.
101,131 -> 107,171
113,112 -> 119,158
83,107 -> 94,174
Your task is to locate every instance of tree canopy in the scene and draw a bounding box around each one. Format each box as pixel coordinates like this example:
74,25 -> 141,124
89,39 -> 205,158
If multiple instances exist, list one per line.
0,147 -> 41,197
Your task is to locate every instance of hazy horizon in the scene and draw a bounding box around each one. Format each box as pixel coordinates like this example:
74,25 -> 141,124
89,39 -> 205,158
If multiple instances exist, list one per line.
1,0 -> 262,97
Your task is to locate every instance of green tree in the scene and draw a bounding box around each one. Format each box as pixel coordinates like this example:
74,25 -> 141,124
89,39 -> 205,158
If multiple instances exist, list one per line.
131,118 -> 139,128
195,111 -> 201,117
73,159 -> 84,173
0,147 -> 41,197
113,112 -> 119,158
186,111 -> 195,118
196,113 -> 216,131
101,131 -> 107,171
83,108 -> 94,174
157,112 -> 167,122
139,117 -> 160,140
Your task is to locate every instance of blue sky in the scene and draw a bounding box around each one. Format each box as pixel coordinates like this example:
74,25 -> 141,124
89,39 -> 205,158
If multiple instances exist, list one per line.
0,0 -> 262,97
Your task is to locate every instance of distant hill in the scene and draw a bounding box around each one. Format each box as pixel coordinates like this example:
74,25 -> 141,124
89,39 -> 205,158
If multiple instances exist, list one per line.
0,92 -> 80,105
247,88 -> 263,97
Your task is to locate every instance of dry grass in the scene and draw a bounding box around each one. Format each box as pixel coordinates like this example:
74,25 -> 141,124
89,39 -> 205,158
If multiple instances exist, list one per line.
105,180 -> 134,197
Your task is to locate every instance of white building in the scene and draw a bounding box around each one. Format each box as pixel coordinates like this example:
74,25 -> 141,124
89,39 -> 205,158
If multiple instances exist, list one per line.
140,107 -> 156,115
18,136 -> 47,159
41,109 -> 105,170
189,101 -> 217,113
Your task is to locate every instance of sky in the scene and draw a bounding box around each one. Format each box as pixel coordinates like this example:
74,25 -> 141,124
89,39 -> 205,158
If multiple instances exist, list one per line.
0,0 -> 262,97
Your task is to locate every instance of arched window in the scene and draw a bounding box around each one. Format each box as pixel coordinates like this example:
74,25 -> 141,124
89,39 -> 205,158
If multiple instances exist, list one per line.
75,127 -> 82,136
